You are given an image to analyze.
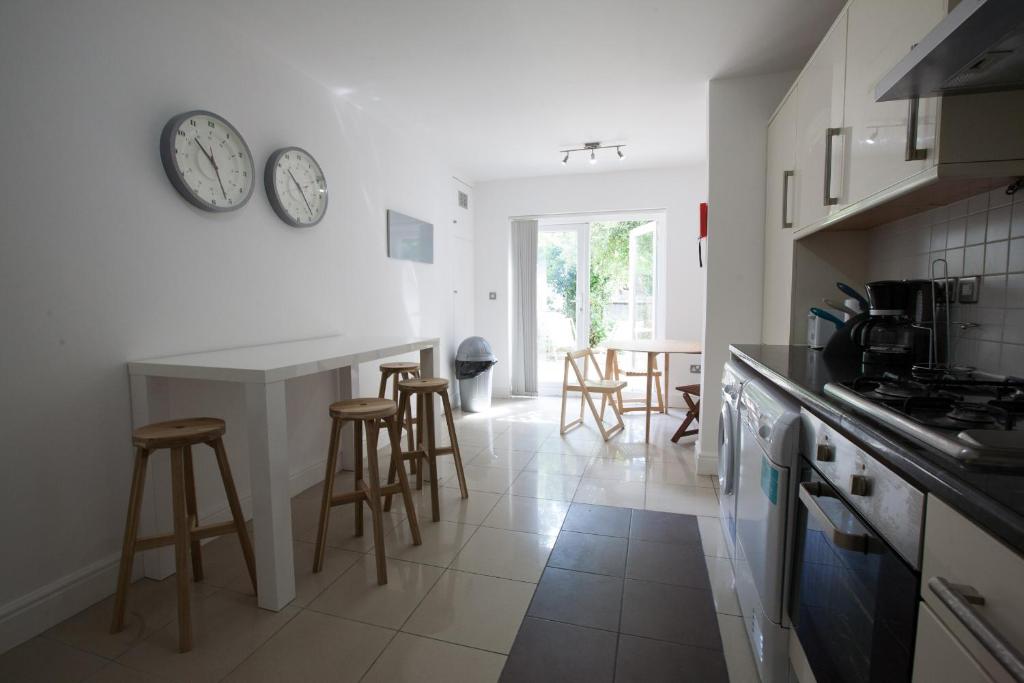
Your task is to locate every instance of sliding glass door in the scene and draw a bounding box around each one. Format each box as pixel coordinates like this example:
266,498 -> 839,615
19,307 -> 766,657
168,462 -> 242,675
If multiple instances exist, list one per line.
537,220 -> 658,395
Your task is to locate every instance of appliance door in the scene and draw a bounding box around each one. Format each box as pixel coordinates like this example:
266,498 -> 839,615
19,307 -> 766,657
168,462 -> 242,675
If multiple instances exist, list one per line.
718,398 -> 738,550
789,460 -> 919,683
735,413 -> 790,624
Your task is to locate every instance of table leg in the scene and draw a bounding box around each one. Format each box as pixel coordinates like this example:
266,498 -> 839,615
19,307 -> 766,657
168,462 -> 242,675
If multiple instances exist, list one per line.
337,366 -> 360,471
663,353 -> 670,414
645,352 -> 654,443
419,344 -> 437,379
129,374 -> 175,580
244,381 -> 295,611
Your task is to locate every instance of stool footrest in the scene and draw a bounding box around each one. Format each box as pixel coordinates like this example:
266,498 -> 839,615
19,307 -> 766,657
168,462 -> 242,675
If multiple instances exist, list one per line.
134,520 -> 239,551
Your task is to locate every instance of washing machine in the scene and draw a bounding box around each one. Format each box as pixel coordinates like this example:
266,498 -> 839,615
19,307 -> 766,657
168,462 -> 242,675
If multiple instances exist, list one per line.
734,377 -> 802,683
717,359 -> 754,558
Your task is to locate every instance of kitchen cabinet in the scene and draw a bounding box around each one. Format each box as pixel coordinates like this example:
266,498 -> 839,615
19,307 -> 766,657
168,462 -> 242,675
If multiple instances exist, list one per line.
843,0 -> 945,204
913,602 -> 994,683
793,11 -> 847,228
762,91 -> 798,344
918,495 -> 1024,682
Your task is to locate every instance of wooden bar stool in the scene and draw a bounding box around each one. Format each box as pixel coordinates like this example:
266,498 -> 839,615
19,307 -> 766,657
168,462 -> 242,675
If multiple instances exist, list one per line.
313,397 -> 421,585
111,418 -> 256,653
384,378 -> 468,523
377,362 -> 420,454
671,384 -> 702,442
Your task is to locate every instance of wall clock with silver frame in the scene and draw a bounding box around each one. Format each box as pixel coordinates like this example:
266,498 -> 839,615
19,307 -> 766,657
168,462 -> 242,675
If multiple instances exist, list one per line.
159,110 -> 255,212
264,147 -> 328,227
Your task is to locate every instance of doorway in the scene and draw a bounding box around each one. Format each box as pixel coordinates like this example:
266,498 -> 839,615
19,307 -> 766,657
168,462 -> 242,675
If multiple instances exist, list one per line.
536,217 -> 660,395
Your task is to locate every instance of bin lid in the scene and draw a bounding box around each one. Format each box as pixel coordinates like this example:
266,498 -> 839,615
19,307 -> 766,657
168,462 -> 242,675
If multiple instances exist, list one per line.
456,336 -> 496,362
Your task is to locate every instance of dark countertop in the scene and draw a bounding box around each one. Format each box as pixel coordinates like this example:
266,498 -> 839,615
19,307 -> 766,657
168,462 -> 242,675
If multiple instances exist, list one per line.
730,344 -> 1024,557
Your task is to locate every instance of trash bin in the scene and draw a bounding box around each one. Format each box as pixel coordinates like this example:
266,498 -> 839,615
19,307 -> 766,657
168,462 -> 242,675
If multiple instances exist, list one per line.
456,337 -> 497,413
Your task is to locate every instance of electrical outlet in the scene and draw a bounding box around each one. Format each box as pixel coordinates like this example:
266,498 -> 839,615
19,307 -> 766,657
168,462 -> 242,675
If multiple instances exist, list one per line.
489,292 -> 497,300
958,276 -> 979,303
690,364 -> 701,374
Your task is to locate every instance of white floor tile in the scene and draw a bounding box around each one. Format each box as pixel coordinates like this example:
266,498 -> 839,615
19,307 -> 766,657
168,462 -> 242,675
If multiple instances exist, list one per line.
383,520 -> 477,568
573,478 -> 645,508
363,632 -> 506,682
509,471 -> 581,502
705,556 -> 742,616
467,448 -> 535,471
451,526 -> 555,582
481,494 -> 569,536
522,451 -> 594,476
644,483 -> 719,516
697,516 -> 731,559
717,613 -> 759,683
582,458 -> 647,482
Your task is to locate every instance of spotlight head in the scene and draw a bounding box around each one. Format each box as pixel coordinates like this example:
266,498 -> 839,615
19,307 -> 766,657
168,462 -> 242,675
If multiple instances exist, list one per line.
562,151 -> 569,165
617,147 -> 625,160
589,150 -> 597,165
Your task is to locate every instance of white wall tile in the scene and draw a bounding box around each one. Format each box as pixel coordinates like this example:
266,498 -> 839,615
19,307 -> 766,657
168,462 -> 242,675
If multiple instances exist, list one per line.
968,192 -> 990,215
989,187 -> 1013,209
1004,310 -> 1024,344
1009,238 -> 1024,273
964,244 -> 985,276
1001,344 -> 1024,375
966,212 -> 987,245
945,248 -> 964,277
980,275 -> 1006,309
987,205 -> 1012,241
1011,204 -> 1024,239
984,240 -> 1009,275
930,223 -> 947,252
948,198 -> 970,218
946,217 -> 967,248
1006,274 -> 1024,307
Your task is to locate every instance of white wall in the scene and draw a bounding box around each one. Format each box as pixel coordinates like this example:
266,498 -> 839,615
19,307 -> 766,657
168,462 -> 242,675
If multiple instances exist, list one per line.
698,72 -> 796,473
0,0 -> 469,650
473,166 -> 707,400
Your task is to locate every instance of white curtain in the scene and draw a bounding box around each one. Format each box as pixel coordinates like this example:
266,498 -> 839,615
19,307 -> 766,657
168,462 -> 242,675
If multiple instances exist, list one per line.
510,219 -> 538,395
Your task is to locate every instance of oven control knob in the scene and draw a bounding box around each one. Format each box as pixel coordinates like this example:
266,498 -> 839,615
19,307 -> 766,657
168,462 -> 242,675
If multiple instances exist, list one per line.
816,443 -> 834,462
850,474 -> 871,496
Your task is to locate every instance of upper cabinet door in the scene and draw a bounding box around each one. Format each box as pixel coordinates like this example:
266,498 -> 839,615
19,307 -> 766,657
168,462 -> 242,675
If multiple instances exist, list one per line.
762,92 -> 799,344
794,11 -> 848,230
844,0 -> 945,204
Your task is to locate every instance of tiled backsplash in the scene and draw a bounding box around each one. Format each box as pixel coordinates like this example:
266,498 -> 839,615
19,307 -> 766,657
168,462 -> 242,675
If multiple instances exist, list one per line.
866,186 -> 1024,376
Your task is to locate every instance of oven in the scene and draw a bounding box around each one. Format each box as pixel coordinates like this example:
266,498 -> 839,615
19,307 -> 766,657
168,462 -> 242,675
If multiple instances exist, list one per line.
791,409 -> 926,683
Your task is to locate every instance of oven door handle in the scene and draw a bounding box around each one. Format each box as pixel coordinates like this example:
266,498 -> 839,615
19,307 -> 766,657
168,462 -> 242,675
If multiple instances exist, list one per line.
798,482 -> 870,553
928,577 -> 1024,683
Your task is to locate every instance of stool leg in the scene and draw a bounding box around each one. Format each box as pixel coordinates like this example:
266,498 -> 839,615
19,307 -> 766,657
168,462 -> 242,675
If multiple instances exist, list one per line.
384,390 -> 409,512
314,419 -> 342,573
424,394 -> 440,522
182,446 -> 203,582
415,393 -> 425,490
377,369 -> 389,399
363,420 -> 388,585
440,390 -> 468,500
354,420 -> 364,537
169,447 -> 193,653
110,447 -> 148,634
212,438 -> 257,595
387,415 -> 421,545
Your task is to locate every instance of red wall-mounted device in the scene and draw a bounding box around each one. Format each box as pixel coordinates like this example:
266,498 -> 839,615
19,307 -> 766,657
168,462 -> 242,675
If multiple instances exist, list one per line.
698,202 -> 708,266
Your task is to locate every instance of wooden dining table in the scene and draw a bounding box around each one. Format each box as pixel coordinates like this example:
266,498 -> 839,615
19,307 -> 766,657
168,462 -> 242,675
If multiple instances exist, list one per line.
603,338 -> 702,443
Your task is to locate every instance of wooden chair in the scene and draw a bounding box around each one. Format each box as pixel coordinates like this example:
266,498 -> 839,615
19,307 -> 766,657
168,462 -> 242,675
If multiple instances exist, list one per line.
560,349 -> 628,441
605,349 -> 665,414
313,398 -> 421,585
377,362 -> 420,452
111,417 -> 256,653
384,377 -> 469,523
671,384 -> 701,442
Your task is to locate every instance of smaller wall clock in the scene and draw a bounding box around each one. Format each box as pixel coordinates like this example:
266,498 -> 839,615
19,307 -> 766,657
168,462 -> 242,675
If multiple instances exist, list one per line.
160,110 -> 255,212
264,147 -> 328,227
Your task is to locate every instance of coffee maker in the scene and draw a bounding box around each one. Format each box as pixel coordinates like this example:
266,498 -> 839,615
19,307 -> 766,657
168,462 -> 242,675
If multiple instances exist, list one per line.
844,280 -> 937,369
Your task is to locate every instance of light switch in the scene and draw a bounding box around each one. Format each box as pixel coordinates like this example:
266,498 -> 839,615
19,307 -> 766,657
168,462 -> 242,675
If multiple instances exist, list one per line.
958,276 -> 979,304
489,292 -> 497,300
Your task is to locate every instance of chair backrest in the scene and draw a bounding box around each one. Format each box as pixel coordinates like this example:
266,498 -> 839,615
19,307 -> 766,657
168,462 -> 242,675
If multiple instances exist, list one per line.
564,348 -> 605,387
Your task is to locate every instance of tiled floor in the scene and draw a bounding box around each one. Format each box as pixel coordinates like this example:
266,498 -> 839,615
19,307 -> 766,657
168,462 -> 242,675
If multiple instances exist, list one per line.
0,396 -> 758,682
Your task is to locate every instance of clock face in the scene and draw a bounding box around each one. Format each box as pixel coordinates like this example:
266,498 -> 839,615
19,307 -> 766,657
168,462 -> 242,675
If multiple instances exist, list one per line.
264,147 -> 328,227
159,110 -> 255,212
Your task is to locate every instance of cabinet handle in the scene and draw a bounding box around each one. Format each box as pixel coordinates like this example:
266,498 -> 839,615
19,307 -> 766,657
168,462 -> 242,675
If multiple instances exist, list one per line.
823,127 -> 841,206
905,96 -> 927,162
928,576 -> 1024,682
798,482 -> 870,552
782,170 -> 794,228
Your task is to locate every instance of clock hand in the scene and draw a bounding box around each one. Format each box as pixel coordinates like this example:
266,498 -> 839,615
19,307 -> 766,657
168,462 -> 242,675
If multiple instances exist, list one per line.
193,137 -> 227,200
288,169 -> 314,217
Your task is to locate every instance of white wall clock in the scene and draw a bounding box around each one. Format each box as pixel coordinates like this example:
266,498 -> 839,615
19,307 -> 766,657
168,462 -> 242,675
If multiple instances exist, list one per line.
159,110 -> 255,212
264,147 -> 328,227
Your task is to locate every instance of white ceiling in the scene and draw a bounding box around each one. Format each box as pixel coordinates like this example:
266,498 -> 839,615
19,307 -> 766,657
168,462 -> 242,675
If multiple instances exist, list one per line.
221,0 -> 844,183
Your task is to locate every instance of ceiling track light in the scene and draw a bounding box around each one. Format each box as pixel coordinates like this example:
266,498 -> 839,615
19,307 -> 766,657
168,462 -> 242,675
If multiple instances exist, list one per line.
558,141 -> 628,166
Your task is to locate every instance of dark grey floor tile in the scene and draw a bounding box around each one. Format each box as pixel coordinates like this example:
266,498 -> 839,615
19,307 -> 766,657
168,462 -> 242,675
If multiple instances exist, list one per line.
629,510 -> 701,546
615,634 -> 729,683
625,538 -> 710,590
620,579 -> 722,650
528,567 -> 623,631
562,503 -> 632,537
549,531 -> 628,577
501,617 -> 617,683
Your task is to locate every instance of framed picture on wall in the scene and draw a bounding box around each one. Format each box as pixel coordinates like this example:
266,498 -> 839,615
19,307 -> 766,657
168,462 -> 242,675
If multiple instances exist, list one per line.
386,210 -> 433,263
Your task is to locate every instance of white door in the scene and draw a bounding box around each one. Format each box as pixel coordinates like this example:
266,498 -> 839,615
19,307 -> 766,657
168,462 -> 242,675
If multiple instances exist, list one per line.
762,91 -> 799,344
450,180 -> 473,401
794,10 -> 847,228
844,0 -> 944,206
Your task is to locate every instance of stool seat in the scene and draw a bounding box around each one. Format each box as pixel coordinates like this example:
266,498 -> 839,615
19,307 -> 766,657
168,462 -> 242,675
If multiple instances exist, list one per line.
380,361 -> 420,372
132,418 -> 226,449
676,383 -> 701,394
330,398 -> 397,420
397,377 -> 449,392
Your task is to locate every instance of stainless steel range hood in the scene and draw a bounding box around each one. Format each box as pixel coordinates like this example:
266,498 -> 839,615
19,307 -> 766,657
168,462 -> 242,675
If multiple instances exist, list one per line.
876,0 -> 1024,101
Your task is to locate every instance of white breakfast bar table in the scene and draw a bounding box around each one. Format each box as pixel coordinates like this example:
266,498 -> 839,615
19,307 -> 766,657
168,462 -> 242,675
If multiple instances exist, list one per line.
603,339 -> 702,443
127,334 -> 440,611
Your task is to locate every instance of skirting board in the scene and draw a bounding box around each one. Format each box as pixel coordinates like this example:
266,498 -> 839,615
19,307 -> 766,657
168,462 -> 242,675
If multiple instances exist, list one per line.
0,452 -> 342,655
